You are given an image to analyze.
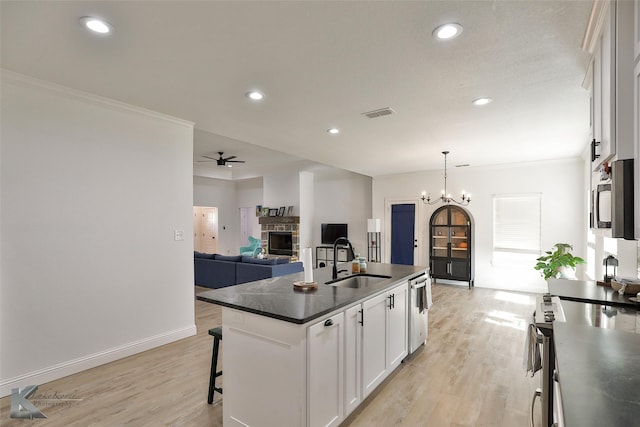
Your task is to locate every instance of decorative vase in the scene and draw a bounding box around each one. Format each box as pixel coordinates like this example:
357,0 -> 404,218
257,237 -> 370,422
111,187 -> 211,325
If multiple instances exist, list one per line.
557,266 -> 577,280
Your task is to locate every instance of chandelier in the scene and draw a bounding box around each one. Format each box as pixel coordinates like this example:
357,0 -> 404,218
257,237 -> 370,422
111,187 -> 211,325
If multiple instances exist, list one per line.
420,151 -> 471,205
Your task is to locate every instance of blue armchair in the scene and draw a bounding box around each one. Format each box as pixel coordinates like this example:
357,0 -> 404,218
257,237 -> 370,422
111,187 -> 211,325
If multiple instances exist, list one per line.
240,236 -> 262,257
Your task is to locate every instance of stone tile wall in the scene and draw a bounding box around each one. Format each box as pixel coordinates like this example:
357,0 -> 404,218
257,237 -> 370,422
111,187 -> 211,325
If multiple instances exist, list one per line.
259,216 -> 300,260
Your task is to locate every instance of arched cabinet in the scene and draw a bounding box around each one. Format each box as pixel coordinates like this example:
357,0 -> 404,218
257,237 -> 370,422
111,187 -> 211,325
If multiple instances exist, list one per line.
429,205 -> 474,288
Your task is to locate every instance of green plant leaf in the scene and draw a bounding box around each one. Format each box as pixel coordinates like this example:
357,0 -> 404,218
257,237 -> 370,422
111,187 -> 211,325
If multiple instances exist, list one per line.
533,243 -> 584,281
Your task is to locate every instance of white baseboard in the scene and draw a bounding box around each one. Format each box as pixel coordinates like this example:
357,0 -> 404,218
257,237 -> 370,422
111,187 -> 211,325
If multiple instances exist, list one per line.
0,324 -> 196,398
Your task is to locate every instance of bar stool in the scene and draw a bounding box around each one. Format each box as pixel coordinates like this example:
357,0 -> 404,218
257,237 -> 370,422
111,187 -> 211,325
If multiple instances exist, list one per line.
207,327 -> 223,404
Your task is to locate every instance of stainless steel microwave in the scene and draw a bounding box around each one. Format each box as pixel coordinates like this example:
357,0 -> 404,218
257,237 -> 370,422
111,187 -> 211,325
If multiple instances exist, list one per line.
594,182 -> 612,229
591,158 -> 634,239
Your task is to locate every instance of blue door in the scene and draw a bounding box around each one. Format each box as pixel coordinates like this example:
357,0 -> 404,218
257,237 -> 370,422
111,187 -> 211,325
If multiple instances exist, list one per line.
391,203 -> 415,265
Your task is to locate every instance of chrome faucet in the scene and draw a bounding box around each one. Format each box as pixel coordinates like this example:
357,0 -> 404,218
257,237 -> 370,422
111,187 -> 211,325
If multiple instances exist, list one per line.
332,237 -> 356,280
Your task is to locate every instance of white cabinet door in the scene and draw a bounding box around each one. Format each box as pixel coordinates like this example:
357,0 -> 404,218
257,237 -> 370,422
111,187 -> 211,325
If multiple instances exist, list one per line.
600,3 -> 615,166
592,0 -> 635,169
635,60 -> 640,239
636,0 -> 640,60
344,305 -> 362,417
387,283 -> 408,370
615,0 -> 635,160
361,292 -> 388,398
593,36 -> 603,166
308,312 -> 344,427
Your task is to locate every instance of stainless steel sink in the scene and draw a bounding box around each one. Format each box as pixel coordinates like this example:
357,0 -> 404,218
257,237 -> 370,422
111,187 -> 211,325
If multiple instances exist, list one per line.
325,274 -> 392,288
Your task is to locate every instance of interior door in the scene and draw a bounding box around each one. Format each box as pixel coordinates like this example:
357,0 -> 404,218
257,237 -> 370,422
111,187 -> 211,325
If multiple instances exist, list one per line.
239,207 -> 252,245
390,204 -> 416,265
193,206 -> 218,254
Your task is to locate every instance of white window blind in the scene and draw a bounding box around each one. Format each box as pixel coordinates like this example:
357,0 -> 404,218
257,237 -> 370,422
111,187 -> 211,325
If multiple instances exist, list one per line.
493,194 -> 541,254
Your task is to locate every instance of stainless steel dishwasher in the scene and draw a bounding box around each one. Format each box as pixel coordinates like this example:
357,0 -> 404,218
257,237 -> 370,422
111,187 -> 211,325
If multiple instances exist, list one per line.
408,272 -> 430,354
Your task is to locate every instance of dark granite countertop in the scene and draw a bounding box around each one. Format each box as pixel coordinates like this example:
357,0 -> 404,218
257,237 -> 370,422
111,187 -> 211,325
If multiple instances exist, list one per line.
548,278 -> 640,309
196,262 -> 427,324
560,300 -> 640,332
553,322 -> 640,427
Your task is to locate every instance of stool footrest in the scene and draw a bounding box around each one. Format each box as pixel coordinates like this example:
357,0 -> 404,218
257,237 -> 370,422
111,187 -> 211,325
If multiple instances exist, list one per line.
207,327 -> 223,404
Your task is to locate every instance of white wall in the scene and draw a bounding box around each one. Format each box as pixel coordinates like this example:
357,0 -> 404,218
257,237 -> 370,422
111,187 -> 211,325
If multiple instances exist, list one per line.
299,171 -> 314,251
583,145 -> 639,281
193,176 -> 239,255
193,166 -> 373,260
313,169 -> 372,257
373,158 -> 585,293
263,169 -> 300,210
0,73 -> 195,396
236,177 -> 263,240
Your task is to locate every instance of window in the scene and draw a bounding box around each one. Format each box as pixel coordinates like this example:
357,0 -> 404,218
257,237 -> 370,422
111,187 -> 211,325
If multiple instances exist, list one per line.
493,194 -> 541,266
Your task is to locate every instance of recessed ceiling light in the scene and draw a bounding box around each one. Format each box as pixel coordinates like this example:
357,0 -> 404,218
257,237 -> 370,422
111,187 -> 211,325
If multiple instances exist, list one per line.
245,91 -> 264,101
433,23 -> 463,40
80,16 -> 112,34
327,128 -> 340,135
472,97 -> 493,106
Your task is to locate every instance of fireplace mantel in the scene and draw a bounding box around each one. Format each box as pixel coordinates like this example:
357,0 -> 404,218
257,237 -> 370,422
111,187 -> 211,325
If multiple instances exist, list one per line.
259,216 -> 300,225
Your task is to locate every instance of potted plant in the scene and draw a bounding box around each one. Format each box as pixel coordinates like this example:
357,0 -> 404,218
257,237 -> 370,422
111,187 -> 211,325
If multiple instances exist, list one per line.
534,243 -> 585,280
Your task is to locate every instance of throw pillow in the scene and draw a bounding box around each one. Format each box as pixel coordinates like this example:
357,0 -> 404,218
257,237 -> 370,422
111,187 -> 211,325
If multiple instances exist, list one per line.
194,251 -> 216,259
241,256 -> 278,265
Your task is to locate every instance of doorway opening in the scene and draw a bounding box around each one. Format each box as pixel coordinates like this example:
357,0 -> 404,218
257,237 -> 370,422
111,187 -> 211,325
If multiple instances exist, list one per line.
194,206 -> 218,254
390,203 -> 417,265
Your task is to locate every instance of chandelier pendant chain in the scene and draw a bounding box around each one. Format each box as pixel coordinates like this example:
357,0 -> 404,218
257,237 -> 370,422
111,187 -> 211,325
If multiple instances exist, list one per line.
420,150 -> 470,206
443,150 -> 449,201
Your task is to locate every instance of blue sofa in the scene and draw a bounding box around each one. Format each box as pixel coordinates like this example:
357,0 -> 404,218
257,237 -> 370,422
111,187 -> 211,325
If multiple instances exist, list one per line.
194,252 -> 304,289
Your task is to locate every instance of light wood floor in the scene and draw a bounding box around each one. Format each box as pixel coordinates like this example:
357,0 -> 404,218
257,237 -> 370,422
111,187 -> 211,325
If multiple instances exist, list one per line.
1,284 -> 541,426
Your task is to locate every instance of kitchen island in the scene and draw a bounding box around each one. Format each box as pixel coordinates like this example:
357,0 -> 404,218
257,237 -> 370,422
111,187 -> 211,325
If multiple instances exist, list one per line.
548,278 -> 638,309
553,321 -> 640,427
197,262 -> 427,427
546,279 -> 640,427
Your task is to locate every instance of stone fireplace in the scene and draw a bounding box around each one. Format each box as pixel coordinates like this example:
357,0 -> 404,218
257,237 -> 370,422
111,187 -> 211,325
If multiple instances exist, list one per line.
259,216 -> 300,260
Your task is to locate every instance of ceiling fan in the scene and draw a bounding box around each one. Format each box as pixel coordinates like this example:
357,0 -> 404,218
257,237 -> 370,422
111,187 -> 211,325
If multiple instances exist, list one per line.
198,152 -> 245,167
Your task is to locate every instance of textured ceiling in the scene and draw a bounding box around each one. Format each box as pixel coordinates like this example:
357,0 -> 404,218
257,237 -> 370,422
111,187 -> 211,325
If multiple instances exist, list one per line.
1,1 -> 593,179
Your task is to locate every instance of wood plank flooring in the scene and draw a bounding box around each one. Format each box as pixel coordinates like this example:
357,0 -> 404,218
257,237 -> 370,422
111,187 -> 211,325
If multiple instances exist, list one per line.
1,284 -> 541,426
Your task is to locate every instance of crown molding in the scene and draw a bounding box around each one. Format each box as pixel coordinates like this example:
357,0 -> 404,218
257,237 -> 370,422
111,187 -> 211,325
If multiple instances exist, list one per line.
1,69 -> 195,128
582,0 -> 611,55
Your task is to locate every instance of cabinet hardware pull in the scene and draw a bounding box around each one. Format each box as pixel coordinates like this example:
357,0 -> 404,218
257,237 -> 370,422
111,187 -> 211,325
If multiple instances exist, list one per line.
359,309 -> 364,325
324,319 -> 333,327
591,138 -> 601,162
388,295 -> 393,309
391,293 -> 395,309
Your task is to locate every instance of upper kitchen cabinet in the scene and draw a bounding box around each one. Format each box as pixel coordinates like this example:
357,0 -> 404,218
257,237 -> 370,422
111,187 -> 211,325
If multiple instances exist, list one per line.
584,0 -> 635,171
635,0 -> 640,60
635,0 -> 640,239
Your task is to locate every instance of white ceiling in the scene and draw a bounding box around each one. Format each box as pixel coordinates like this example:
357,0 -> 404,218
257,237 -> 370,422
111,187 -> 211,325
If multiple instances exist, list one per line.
1,1 -> 593,179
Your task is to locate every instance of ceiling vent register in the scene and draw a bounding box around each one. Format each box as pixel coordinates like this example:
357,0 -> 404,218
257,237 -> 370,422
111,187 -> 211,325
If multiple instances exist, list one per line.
362,107 -> 395,119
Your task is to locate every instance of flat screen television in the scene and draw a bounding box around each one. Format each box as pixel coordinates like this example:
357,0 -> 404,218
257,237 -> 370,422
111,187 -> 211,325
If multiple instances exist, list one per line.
321,223 -> 348,245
